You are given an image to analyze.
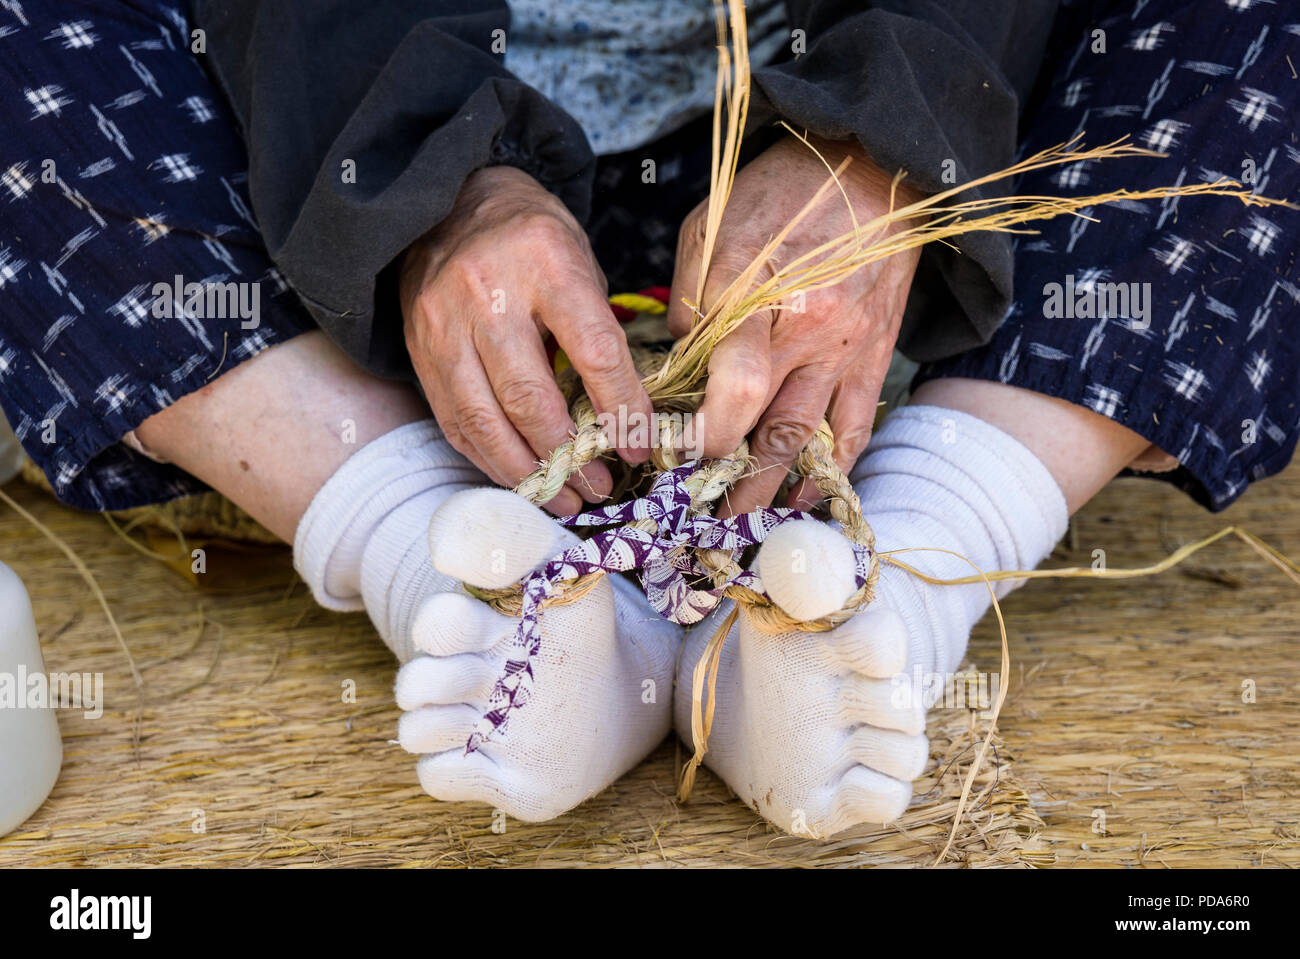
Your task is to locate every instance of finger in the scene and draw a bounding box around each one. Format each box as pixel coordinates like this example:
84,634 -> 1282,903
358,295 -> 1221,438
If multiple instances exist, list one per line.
827,345 -> 892,476
426,391 -> 477,474
687,312 -> 773,462
785,346 -> 890,510
447,347 -> 582,516
719,365 -> 833,518
666,205 -> 705,338
411,337 -> 485,480
474,311 -> 612,503
546,279 -> 654,466
426,377 -> 505,488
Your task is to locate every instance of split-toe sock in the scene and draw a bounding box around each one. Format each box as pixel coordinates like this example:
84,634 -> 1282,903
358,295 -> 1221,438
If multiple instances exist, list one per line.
295,421 -> 680,821
674,406 -> 1068,838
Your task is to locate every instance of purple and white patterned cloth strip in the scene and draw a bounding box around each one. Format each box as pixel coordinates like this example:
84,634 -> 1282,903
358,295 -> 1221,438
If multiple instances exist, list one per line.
466,462 -> 872,753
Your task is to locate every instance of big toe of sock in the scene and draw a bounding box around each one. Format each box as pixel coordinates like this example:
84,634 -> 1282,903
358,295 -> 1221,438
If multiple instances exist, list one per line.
428,487 -> 579,589
757,519 -> 861,621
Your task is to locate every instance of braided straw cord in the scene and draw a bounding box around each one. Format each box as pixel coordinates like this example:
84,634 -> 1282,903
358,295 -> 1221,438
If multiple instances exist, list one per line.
511,396 -> 609,507
473,435 -> 754,616
494,344 -> 882,629
481,316 -> 884,802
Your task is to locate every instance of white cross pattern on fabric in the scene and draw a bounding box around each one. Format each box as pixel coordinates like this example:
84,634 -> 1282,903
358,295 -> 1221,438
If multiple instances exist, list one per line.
53,462 -> 80,490
234,331 -> 272,359
1053,162 -> 1091,188
1244,215 -> 1279,255
1129,22 -> 1174,51
1143,118 -> 1189,151
169,354 -> 206,383
46,20 -> 97,49
1074,267 -> 1108,294
1061,78 -> 1089,108
1227,86 -> 1281,131
0,247 -> 27,288
181,95 -> 215,123
1245,350 -> 1272,391
25,84 -> 73,118
1084,384 -> 1124,419
1152,234 -> 1199,273
132,213 -> 170,244
150,153 -> 201,182
107,284 -> 152,327
92,373 -> 136,414
1,161 -> 34,200
1162,361 -> 1209,402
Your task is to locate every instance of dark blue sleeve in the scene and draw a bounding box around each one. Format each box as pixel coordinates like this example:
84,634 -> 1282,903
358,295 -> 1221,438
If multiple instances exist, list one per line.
191,0 -> 596,379
762,0 -> 1060,361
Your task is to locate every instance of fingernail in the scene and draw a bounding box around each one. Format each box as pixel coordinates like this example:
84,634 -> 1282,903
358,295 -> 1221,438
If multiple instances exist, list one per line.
546,489 -> 582,517
619,444 -> 651,466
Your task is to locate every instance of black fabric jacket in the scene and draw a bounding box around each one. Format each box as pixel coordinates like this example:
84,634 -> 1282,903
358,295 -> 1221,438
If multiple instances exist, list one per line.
191,0 -> 1060,379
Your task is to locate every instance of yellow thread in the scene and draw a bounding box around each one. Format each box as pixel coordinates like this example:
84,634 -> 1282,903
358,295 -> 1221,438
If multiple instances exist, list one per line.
608,292 -> 669,315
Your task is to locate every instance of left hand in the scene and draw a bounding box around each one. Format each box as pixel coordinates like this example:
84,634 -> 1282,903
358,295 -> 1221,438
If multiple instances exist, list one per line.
667,134 -> 924,516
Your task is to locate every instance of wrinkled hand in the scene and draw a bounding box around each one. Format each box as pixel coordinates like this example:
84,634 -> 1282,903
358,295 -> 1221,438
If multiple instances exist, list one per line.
401,165 -> 653,515
667,135 -> 924,516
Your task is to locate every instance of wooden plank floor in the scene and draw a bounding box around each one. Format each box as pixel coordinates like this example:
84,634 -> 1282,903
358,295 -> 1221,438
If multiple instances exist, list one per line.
0,462 -> 1296,868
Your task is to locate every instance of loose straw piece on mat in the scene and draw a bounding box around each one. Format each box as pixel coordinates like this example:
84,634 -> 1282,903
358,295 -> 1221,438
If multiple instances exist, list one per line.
0,486 -> 142,689
876,526 -> 1300,865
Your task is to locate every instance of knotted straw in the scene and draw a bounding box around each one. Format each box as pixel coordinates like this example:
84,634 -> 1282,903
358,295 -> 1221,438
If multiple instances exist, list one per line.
461,0 -> 1298,863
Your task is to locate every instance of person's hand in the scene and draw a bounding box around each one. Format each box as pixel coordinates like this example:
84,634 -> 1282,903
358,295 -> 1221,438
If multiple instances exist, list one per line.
401,166 -> 653,515
667,135 -> 924,517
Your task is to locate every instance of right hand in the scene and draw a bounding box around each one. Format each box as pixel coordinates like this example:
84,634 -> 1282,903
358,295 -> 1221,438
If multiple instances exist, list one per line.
400,165 -> 653,515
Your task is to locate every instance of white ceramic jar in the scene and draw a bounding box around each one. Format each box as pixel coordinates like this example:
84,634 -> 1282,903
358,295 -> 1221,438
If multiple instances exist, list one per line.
0,560 -> 63,836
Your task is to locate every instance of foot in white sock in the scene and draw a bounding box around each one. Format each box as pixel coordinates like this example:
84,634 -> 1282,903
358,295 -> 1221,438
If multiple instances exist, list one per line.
293,422 -> 681,823
674,406 -> 1068,838
397,487 -> 680,821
